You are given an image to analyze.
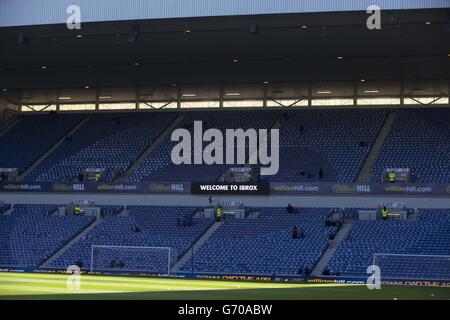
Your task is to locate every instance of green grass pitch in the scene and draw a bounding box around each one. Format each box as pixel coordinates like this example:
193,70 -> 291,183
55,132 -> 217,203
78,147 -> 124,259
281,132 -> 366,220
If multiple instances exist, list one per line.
0,272 -> 449,300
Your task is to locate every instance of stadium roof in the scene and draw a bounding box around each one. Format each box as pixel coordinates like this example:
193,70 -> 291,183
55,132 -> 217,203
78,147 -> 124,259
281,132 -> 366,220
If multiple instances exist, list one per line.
0,7 -> 448,104
0,0 -> 449,28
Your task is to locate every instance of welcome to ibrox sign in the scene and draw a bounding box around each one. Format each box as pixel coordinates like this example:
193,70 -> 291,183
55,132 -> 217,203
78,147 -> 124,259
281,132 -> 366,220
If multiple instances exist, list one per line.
191,182 -> 270,195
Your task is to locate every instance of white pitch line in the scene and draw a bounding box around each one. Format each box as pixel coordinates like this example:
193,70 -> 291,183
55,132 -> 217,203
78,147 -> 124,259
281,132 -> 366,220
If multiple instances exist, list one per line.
0,284 -> 125,295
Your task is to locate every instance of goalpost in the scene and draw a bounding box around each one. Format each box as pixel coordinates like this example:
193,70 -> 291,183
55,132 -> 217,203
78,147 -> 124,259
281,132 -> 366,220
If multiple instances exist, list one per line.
90,245 -> 174,275
373,253 -> 450,281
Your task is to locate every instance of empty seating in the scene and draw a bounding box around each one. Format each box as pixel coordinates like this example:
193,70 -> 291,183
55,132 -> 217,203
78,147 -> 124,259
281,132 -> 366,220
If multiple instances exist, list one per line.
128,110 -> 279,182
0,114 -> 83,173
264,109 -> 388,183
326,209 -> 450,279
180,208 -> 336,275
0,204 -> 94,267
100,205 -> 124,218
2,107 -> 449,184
371,109 -> 450,183
25,112 -> 177,182
1,203 -> 449,280
50,206 -> 213,272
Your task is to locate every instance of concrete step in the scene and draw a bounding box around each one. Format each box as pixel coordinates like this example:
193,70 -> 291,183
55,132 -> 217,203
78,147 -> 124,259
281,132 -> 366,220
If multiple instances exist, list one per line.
0,116 -> 20,138
311,221 -> 353,276
40,216 -> 102,268
18,116 -> 90,181
356,110 -> 398,183
171,220 -> 222,273
118,114 -> 185,181
2,207 -> 13,216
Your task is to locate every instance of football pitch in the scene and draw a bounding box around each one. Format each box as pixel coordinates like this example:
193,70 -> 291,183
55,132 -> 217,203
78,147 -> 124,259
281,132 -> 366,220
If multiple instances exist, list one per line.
0,272 -> 449,300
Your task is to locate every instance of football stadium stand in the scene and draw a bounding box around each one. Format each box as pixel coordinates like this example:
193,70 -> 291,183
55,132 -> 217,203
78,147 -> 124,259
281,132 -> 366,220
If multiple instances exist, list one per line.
49,206 -> 213,272
1,203 -> 449,281
0,114 -> 84,173
370,109 -> 450,183
128,109 -> 279,182
0,204 -> 95,267
1,108 -> 449,184
326,209 -> 450,279
24,112 -> 177,182
266,109 -> 388,182
179,208 -> 337,275
1,0 -> 449,301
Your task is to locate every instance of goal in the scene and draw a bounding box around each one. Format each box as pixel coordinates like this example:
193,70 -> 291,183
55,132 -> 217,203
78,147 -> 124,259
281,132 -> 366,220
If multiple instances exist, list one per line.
373,253 -> 450,281
90,245 -> 175,275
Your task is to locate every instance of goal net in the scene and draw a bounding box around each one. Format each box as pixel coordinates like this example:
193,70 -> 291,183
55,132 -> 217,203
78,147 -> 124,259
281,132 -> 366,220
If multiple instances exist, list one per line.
373,253 -> 450,281
90,245 -> 176,275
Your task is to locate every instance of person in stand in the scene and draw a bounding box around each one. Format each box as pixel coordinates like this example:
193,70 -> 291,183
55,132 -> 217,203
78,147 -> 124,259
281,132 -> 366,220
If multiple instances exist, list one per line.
318,168 -> 324,180
176,216 -> 182,227
74,205 -> 82,216
286,203 -> 294,214
291,225 -> 298,239
216,206 -> 223,222
410,171 -> 419,183
115,167 -> 124,179
183,214 -> 193,227
133,226 -> 141,234
388,171 -> 396,183
208,195 -> 213,208
381,206 -> 389,220
77,172 -> 84,182
95,172 -> 101,182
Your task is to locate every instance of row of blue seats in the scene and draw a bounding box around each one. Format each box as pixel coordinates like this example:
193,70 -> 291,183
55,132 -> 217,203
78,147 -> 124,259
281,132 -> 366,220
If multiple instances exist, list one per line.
24,112 -> 177,182
3,108 -> 450,183
263,109 -> 387,182
0,114 -> 83,172
371,109 -> 450,183
1,204 -> 449,280
326,209 -> 450,279
50,206 -> 213,272
0,204 -> 94,267
128,110 -> 279,182
180,208 -> 336,275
